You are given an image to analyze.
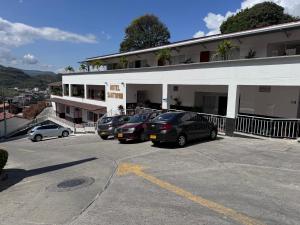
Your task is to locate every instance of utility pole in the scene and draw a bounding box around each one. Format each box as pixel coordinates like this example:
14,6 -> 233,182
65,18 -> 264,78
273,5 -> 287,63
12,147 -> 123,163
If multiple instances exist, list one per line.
1,87 -> 7,138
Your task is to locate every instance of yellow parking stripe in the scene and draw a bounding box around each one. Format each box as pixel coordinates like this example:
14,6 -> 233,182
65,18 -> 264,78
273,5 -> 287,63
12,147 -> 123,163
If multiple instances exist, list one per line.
118,163 -> 265,225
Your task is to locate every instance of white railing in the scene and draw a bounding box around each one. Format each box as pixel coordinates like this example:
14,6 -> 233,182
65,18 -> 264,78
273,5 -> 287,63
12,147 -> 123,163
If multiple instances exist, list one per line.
198,113 -> 226,133
236,115 -> 300,139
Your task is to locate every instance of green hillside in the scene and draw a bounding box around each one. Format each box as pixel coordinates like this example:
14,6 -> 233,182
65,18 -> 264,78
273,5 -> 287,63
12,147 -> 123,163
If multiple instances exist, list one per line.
0,65 -> 61,89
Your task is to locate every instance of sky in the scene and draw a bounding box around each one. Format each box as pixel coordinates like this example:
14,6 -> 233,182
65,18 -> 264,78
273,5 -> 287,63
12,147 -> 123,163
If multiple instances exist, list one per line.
0,0 -> 300,72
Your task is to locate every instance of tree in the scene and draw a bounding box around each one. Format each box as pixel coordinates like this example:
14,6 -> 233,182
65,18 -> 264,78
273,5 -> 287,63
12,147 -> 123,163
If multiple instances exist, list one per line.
220,2 -> 298,34
120,14 -> 170,52
65,66 -> 74,73
156,48 -> 172,66
213,40 -> 237,61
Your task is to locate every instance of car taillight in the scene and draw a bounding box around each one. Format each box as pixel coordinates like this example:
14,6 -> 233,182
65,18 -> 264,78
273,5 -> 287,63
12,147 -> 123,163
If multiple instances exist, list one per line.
160,123 -> 172,131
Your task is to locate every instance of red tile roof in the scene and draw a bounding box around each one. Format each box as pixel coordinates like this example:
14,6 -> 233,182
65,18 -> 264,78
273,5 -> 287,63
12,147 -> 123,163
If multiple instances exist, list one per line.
0,112 -> 15,121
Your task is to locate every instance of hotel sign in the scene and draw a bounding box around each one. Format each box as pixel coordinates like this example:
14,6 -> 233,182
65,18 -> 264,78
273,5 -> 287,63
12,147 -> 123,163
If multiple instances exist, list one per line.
107,84 -> 124,99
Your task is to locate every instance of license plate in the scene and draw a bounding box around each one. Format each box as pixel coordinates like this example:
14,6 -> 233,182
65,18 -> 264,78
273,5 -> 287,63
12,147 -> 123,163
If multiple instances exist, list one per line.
150,134 -> 157,140
118,133 -> 123,138
101,132 -> 107,135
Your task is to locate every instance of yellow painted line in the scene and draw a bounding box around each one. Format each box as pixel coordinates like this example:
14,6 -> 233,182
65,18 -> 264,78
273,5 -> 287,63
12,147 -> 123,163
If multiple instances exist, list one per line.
117,163 -> 265,225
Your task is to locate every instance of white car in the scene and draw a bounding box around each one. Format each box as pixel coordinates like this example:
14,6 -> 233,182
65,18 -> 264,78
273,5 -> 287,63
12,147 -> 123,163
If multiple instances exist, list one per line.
28,124 -> 72,142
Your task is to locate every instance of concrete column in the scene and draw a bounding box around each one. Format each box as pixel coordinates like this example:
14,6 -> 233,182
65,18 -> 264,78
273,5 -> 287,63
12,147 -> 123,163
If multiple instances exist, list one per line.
162,84 -> 169,110
225,84 -> 240,136
68,84 -> 71,97
84,84 -> 87,99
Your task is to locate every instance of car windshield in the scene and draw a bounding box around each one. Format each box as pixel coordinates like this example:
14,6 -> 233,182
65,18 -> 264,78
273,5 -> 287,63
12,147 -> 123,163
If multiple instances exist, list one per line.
152,113 -> 178,122
128,114 -> 149,123
100,117 -> 113,124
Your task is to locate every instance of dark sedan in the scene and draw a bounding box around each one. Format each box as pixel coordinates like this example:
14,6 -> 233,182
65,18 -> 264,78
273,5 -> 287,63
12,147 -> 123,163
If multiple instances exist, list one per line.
97,115 -> 130,140
147,111 -> 218,147
116,112 -> 160,143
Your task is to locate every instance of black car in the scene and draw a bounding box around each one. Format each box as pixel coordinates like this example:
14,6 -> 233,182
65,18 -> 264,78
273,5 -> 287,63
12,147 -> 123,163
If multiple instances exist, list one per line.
116,111 -> 160,143
97,115 -> 130,140
147,111 -> 218,147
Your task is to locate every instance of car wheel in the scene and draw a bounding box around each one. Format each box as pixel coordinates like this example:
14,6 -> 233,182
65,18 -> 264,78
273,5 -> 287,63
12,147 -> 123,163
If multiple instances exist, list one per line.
62,131 -> 69,137
210,130 -> 217,140
34,134 -> 42,142
100,135 -> 108,140
177,134 -> 187,147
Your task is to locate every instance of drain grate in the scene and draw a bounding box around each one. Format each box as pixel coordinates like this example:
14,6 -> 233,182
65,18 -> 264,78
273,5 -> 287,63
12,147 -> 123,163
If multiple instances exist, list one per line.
57,178 -> 86,188
47,176 -> 95,192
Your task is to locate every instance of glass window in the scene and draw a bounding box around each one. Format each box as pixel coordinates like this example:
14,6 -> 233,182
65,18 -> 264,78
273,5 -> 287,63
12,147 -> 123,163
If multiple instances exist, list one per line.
66,106 -> 70,114
63,84 -> 69,96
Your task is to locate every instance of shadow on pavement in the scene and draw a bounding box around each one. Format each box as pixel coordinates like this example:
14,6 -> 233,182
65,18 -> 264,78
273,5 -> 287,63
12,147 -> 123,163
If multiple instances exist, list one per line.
0,157 -> 97,192
151,137 -> 224,149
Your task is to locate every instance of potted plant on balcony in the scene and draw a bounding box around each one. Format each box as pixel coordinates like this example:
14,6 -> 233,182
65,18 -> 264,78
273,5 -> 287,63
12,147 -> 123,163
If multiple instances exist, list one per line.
213,40 -> 237,61
119,56 -> 129,69
79,63 -> 87,71
91,60 -> 103,71
156,48 -> 171,66
245,49 -> 256,59
65,66 -> 74,73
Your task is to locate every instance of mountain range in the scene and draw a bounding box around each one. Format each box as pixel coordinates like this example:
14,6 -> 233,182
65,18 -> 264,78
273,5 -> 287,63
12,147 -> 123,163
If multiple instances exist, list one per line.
0,65 -> 61,89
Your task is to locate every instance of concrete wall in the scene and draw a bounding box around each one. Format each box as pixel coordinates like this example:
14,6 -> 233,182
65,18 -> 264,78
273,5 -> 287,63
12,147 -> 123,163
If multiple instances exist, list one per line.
0,117 -> 30,137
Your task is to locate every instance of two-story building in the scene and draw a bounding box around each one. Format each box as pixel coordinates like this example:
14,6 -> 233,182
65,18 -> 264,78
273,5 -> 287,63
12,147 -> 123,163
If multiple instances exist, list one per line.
50,21 -> 300,138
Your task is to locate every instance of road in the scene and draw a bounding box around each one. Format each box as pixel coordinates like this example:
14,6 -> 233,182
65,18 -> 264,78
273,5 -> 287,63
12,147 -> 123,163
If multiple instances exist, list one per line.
1,134 -> 300,225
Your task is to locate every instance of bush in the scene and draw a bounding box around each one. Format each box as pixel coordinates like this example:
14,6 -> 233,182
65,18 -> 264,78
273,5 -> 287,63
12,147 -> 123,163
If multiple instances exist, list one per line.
0,149 -> 8,174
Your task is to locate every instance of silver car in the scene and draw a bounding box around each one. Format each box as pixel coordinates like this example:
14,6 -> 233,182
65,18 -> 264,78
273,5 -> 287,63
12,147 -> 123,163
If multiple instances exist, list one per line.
28,124 -> 72,142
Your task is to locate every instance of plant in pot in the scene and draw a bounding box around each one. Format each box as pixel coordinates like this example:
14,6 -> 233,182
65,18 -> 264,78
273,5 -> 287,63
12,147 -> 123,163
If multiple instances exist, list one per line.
119,56 -> 129,69
156,48 -> 171,66
245,49 -> 256,59
213,40 -> 237,61
118,105 -> 125,115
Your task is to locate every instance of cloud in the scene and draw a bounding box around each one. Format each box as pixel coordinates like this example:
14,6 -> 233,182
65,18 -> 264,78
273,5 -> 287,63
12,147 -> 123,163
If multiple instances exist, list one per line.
23,54 -> 38,64
194,0 -> 300,37
193,31 -> 205,38
0,17 -> 97,48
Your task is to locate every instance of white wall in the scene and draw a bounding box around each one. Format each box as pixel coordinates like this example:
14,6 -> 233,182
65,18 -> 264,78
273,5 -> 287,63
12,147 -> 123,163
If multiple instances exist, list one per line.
240,86 -> 300,118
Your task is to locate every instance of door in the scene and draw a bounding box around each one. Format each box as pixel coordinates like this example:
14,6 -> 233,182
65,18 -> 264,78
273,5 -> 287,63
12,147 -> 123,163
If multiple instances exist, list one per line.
47,124 -> 60,137
137,91 -> 147,105
218,96 -> 228,116
196,115 -> 210,137
200,51 -> 210,62
180,112 -> 198,140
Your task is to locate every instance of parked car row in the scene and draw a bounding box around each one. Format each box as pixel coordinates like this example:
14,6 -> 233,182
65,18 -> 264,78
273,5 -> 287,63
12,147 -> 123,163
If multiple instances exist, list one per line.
97,110 -> 218,147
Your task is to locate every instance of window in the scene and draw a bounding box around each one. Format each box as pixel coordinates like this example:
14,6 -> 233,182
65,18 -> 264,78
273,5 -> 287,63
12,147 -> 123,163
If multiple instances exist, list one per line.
87,85 -> 105,101
71,85 -> 85,98
66,106 -> 70,114
259,86 -> 271,93
87,111 -> 95,121
63,84 -> 69,96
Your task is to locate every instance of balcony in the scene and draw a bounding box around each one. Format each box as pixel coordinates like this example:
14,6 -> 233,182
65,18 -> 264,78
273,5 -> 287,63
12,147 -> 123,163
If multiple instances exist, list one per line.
63,54 -> 300,76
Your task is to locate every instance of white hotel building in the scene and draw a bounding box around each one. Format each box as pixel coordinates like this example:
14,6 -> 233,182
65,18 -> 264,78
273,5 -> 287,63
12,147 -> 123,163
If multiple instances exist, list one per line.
50,21 -> 300,139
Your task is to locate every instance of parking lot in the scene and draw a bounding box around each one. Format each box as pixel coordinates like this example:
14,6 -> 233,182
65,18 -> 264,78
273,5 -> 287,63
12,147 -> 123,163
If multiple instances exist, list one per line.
0,134 -> 300,225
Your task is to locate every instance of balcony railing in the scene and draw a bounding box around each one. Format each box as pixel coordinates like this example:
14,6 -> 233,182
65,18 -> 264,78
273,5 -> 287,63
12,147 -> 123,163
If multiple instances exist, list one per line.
236,115 -> 300,139
63,55 -> 300,75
